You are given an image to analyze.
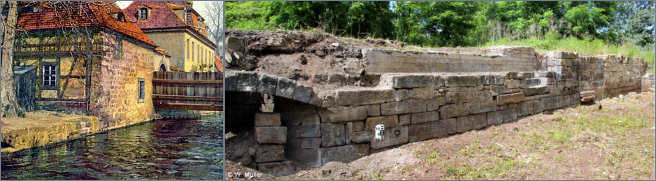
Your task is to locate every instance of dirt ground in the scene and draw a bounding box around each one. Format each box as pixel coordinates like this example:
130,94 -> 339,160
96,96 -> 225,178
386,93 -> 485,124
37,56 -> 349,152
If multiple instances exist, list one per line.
225,30 -> 496,91
225,91 -> 655,180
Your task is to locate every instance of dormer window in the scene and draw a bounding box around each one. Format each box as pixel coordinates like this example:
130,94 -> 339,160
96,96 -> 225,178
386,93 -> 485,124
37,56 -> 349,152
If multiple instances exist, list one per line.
117,13 -> 125,22
139,8 -> 148,20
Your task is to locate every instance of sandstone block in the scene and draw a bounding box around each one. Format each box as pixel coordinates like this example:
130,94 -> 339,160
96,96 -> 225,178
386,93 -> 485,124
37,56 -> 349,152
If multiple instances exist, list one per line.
580,91 -> 595,98
257,73 -> 278,95
370,126 -> 408,150
353,121 -> 365,132
276,78 -> 296,99
255,127 -> 287,144
321,123 -> 347,147
445,75 -> 479,87
427,97 -> 445,111
469,101 -> 497,114
525,86 -> 548,96
410,111 -> 440,124
392,75 -> 435,88
321,91 -> 336,108
440,103 -> 470,119
293,84 -> 313,103
255,113 -> 281,126
255,144 -> 285,163
490,85 -> 505,96
336,88 -> 394,106
351,131 -> 373,143
301,138 -> 322,148
238,72 -> 258,92
365,115 -> 399,130
225,71 -> 238,91
326,106 -> 368,122
367,104 -> 381,117
410,87 -> 434,100
497,93 -> 525,105
505,79 -> 521,89
487,108 -> 517,125
408,119 -> 453,142
399,114 -> 411,126
381,99 -> 427,116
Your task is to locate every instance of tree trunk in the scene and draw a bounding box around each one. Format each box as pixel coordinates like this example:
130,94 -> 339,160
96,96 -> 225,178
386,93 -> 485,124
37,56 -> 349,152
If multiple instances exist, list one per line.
1,1 -> 23,117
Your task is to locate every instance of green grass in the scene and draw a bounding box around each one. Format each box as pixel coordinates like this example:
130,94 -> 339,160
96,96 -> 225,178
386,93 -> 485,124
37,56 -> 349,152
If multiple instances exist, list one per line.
484,32 -> 655,70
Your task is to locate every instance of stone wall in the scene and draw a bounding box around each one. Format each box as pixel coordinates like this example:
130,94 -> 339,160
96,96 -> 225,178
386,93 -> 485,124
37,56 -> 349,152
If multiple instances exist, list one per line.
601,55 -> 647,98
90,31 -> 155,130
363,46 -> 536,75
225,48 -> 650,172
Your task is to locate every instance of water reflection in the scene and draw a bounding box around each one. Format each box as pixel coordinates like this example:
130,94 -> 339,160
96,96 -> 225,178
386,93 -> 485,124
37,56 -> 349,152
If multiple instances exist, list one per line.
1,116 -> 223,180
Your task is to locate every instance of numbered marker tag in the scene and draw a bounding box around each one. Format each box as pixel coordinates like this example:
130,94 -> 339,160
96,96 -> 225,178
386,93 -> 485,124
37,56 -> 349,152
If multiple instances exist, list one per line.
375,124 -> 384,141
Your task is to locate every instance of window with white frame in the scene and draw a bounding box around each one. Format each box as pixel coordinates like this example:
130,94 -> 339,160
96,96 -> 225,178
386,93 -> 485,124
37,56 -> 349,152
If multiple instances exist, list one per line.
41,63 -> 58,90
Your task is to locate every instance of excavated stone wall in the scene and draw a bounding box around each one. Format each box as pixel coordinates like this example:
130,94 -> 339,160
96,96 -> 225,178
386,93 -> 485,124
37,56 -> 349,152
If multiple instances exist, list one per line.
224,31 -> 649,175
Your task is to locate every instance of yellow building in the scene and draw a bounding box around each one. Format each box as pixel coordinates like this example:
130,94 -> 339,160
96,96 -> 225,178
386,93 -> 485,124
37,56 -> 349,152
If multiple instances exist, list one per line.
124,1 -> 217,72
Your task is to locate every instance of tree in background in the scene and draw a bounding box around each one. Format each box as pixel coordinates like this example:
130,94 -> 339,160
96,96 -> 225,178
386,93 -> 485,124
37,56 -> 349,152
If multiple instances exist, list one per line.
610,1 -> 655,47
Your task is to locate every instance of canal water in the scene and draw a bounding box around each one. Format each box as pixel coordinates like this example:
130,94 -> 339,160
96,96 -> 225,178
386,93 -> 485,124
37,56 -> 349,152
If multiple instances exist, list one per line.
1,114 -> 224,180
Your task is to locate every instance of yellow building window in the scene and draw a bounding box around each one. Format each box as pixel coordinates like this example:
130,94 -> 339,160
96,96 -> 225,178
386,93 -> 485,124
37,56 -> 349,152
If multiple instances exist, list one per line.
186,41 -> 189,59
192,41 -> 194,61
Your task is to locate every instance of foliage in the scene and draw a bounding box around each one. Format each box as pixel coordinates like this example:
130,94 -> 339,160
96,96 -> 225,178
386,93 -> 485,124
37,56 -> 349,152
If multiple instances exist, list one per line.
226,1 -> 655,63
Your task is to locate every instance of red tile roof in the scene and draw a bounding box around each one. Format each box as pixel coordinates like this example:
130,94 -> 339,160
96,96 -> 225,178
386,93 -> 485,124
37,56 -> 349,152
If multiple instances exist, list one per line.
123,1 -> 189,30
17,1 -> 157,47
123,1 -> 213,47
155,48 -> 171,56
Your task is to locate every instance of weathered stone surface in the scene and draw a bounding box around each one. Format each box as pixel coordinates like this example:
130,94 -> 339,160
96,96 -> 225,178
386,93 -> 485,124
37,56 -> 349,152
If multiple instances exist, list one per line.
392,75 -> 435,88
409,87 -> 434,100
321,144 -> 368,165
255,144 -> 285,163
485,74 -> 505,85
365,115 -> 399,130
367,104 -> 381,117
328,74 -> 346,85
321,123 -> 347,147
381,99 -> 426,115
255,113 -> 281,126
336,88 -> 394,106
446,92 -> 470,104
408,119 -> 452,142
440,103 -> 470,119
457,114 -> 487,133
427,97 -> 445,111
238,72 -> 258,92
497,93 -> 525,105
227,37 -> 245,52
351,131 -> 372,143
276,78 -> 296,99
445,75 -> 479,87
525,86 -> 548,96
321,91 -> 336,108
487,108 -> 517,125
288,124 -> 321,138
326,106 -> 368,122
580,91 -> 595,98
225,71 -> 238,91
469,101 -> 497,114
581,96 -> 595,103
505,79 -> 521,89
257,161 -> 295,176
352,121 -> 365,132
293,84 -> 313,103
399,114 -> 411,126
286,137 -> 301,150
370,126 -> 408,149
257,73 -> 278,95
285,149 -> 321,167
255,127 -> 287,144
281,113 -> 319,126
394,89 -> 411,101
301,138 -> 322,148
410,111 -> 440,124
490,85 -> 505,96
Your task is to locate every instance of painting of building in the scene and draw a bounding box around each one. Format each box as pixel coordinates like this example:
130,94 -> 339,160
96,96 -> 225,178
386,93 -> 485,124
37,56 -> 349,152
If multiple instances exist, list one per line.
123,1 -> 218,72
13,1 -> 159,129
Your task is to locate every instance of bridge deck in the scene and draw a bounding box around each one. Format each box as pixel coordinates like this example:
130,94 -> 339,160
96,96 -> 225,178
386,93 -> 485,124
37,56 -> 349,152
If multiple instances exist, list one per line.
152,71 -> 223,111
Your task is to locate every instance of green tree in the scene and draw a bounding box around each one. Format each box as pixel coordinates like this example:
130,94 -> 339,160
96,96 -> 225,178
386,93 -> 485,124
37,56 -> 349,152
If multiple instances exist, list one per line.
413,1 -> 478,47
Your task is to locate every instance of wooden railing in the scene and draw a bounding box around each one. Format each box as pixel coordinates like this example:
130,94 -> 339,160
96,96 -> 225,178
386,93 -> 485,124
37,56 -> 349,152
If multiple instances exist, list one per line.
14,42 -> 103,54
152,71 -> 223,111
